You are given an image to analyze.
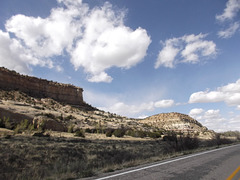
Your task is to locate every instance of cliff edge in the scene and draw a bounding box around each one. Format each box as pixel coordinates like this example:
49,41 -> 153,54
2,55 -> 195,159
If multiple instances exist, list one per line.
0,67 -> 85,106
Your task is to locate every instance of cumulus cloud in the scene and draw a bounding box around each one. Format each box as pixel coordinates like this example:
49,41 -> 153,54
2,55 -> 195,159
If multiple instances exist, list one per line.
98,99 -> 175,117
189,109 -> 225,131
154,99 -> 175,108
1,0 -> 85,74
216,0 -> 240,22
155,33 -> 217,68
218,22 -> 240,38
189,79 -> 240,108
0,30 -> 52,74
1,0 -> 151,82
70,3 -> 151,82
189,108 -> 240,132
216,0 -> 240,38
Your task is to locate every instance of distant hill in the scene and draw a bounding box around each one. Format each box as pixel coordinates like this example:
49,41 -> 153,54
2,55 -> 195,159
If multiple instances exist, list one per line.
141,112 -> 215,139
0,67 -> 215,139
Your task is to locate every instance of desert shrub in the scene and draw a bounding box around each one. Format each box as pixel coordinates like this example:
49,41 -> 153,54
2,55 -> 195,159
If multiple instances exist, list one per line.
85,128 -> 97,133
180,136 -> 199,150
65,115 -> 75,121
126,130 -> 147,138
75,129 -> 85,138
125,129 -> 135,137
14,119 -> 33,133
113,129 -> 125,138
218,138 -> 233,145
135,130 -> 147,138
68,124 -> 74,133
85,128 -> 92,133
58,114 -> 64,120
0,116 -> 13,129
0,117 -> 4,128
44,113 -> 56,119
105,129 -> 114,137
163,131 -> 178,142
221,131 -> 240,138
215,134 -> 233,146
147,131 -> 162,139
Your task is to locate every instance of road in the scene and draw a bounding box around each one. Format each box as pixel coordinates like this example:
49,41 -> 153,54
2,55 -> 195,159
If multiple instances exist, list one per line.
91,144 -> 240,180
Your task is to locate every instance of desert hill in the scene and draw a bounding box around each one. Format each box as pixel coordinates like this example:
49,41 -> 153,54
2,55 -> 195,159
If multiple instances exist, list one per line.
0,67 -> 215,139
140,113 -> 214,139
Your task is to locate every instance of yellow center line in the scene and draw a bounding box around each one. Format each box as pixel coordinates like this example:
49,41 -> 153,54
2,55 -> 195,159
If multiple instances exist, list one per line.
226,166 -> 240,180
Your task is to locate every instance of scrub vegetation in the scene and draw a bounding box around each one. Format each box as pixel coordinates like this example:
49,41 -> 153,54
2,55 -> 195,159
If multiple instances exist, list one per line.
0,128 -> 239,180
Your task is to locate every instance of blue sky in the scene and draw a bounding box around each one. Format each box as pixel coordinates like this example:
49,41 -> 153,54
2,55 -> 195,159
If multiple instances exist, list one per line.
0,0 -> 240,132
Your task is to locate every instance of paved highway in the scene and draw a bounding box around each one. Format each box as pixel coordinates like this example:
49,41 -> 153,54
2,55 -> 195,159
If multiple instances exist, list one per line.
92,144 -> 240,180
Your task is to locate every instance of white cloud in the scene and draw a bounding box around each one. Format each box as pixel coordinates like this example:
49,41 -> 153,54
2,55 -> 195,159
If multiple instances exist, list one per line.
154,99 -> 175,108
189,79 -> 240,108
189,108 -> 233,132
71,3 -> 151,82
189,108 -> 204,117
100,101 -> 155,117
155,43 -> 180,68
155,34 -> 217,69
189,108 -> 240,132
216,0 -> 240,22
99,99 -> 175,117
216,0 -> 240,38
1,0 -> 151,82
6,8 -> 83,57
0,30 -> 52,74
86,89 -> 175,117
2,0 -> 85,74
218,22 -> 240,38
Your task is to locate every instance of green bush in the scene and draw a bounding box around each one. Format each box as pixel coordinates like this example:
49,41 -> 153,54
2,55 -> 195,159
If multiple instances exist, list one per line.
68,124 -> 74,133
75,129 -> 85,138
0,117 -> 5,128
106,129 -> 114,137
14,119 -> 34,133
0,116 -> 13,129
147,131 -> 162,139
126,129 -> 147,138
85,128 -> 97,133
113,129 -> 125,138
65,115 -> 75,121
44,113 -> 56,119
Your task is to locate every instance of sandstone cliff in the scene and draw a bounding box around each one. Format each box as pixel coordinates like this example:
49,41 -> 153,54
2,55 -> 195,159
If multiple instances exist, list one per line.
0,67 -> 84,106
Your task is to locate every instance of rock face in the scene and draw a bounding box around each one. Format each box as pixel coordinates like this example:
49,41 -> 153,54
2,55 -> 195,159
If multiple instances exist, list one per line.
141,112 -> 208,133
0,67 -> 84,106
33,116 -> 67,132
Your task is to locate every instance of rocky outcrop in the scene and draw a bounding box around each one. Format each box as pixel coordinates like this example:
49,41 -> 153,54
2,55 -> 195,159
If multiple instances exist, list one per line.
33,116 -> 67,132
0,67 -> 84,106
141,112 -> 208,133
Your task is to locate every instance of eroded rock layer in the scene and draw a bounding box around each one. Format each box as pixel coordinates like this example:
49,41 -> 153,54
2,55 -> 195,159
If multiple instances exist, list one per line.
0,67 -> 83,106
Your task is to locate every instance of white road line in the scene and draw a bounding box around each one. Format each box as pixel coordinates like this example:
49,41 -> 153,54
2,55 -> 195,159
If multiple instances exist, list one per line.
96,144 -> 240,180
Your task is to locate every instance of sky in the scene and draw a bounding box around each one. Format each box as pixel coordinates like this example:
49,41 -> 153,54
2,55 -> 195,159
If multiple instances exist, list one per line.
0,0 -> 240,132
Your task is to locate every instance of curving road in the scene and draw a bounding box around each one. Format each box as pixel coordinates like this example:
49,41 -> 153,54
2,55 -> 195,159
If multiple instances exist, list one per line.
92,144 -> 240,180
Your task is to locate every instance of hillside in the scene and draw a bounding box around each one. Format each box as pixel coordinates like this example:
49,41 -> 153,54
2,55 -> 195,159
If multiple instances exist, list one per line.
0,67 -> 215,139
141,113 -> 214,139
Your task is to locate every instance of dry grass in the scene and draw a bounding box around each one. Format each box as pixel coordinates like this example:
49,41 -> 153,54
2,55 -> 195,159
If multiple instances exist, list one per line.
0,135 -> 175,180
0,132 -> 238,180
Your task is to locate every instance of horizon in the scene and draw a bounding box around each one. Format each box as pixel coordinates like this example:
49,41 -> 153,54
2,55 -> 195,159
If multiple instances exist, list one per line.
0,0 -> 240,132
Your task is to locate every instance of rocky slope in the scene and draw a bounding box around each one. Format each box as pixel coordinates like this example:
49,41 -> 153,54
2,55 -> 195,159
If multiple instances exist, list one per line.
0,67 -> 215,139
140,113 -> 215,139
0,67 -> 85,106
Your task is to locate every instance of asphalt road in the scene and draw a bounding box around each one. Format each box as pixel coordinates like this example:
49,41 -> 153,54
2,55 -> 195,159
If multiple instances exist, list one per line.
92,144 -> 240,180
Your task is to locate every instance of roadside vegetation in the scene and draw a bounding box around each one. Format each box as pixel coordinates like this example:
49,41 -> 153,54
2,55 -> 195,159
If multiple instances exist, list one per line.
0,116 -> 239,180
0,90 -> 239,180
